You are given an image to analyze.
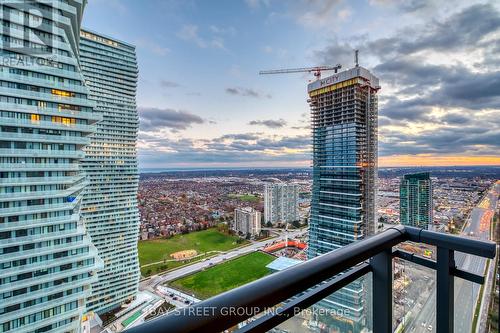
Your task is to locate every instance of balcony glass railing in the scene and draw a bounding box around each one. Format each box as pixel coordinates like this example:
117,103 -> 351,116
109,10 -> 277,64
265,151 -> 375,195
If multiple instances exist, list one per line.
0,162 -> 80,170
0,257 -> 98,294
0,198 -> 80,216
0,101 -> 101,123
0,175 -> 85,185
0,148 -> 85,158
0,131 -> 90,145
0,86 -> 95,108
0,118 -> 95,133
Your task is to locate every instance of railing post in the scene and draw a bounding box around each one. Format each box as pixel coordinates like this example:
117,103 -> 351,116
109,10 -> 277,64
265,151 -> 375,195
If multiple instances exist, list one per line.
371,248 -> 392,333
437,246 -> 455,333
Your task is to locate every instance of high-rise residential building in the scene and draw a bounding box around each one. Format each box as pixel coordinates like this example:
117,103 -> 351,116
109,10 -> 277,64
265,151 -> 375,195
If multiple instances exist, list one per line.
233,207 -> 261,236
400,172 -> 433,229
307,67 -> 380,332
79,30 -> 140,314
264,183 -> 299,225
0,1 -> 102,332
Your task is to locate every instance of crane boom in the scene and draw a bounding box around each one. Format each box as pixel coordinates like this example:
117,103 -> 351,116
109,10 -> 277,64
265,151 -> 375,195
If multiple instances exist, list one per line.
259,64 -> 341,79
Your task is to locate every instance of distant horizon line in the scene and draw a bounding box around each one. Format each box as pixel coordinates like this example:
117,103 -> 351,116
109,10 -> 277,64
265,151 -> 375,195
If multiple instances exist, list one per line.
139,164 -> 500,174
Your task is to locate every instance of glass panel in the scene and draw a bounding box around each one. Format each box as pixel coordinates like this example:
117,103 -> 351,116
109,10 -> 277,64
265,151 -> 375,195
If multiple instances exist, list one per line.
454,251 -> 488,333
264,272 -> 373,333
396,257 -> 436,333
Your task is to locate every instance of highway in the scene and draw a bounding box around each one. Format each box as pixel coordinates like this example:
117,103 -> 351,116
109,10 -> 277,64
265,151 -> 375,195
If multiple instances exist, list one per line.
139,228 -> 308,292
406,182 -> 499,333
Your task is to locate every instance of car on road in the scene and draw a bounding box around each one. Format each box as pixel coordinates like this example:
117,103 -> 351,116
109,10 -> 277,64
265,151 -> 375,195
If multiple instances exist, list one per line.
427,324 -> 432,331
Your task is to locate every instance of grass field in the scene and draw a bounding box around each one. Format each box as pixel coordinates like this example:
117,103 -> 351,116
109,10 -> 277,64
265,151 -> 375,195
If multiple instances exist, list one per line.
138,228 -> 247,277
228,193 -> 260,202
170,251 -> 275,299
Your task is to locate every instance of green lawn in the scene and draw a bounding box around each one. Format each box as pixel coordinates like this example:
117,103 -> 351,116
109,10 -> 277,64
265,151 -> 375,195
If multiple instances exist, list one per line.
170,251 -> 275,299
228,193 -> 260,202
138,228 -> 247,277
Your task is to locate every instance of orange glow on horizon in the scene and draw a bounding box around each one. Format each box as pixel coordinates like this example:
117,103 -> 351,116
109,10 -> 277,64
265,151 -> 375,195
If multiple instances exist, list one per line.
379,155 -> 500,167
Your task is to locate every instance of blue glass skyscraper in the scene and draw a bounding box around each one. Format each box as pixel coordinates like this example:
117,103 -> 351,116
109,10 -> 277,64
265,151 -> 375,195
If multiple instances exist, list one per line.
307,66 -> 380,332
400,172 -> 433,229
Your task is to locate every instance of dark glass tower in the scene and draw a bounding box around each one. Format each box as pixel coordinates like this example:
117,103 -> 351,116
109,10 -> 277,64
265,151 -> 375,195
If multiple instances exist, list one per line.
307,67 -> 380,332
400,172 -> 433,229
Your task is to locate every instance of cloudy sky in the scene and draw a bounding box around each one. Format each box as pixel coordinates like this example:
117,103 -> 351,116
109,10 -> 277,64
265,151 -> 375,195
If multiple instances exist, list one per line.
83,0 -> 500,169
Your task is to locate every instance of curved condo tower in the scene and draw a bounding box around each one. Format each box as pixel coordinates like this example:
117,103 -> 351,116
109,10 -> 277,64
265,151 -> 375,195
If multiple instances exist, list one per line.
0,1 -> 101,332
79,29 -> 140,315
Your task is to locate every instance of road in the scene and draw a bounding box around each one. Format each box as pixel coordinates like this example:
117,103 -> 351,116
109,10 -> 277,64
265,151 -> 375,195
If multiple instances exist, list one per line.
139,228 -> 308,292
406,182 -> 499,333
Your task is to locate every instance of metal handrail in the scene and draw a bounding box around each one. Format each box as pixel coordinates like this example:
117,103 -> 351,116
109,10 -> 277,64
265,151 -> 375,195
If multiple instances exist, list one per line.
128,225 -> 496,333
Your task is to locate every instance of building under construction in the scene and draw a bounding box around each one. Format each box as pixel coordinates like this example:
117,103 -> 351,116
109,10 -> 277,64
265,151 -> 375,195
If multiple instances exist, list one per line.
307,66 -> 380,332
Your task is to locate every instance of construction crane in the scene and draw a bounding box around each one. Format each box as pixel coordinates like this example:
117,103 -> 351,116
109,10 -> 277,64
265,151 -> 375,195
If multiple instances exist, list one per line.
260,50 -> 361,80
259,64 -> 342,80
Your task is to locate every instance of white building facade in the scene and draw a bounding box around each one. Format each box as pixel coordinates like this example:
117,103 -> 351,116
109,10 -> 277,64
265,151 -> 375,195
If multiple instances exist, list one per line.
233,207 -> 261,236
79,30 -> 140,314
0,1 -> 102,332
264,183 -> 299,225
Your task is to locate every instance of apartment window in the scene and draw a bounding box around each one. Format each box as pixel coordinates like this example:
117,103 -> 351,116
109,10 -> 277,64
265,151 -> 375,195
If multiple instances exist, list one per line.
1,126 -> 17,133
15,229 -> 27,237
31,114 -> 40,122
51,89 -> 74,98
23,243 -> 35,251
51,116 -> 76,125
3,246 -> 18,254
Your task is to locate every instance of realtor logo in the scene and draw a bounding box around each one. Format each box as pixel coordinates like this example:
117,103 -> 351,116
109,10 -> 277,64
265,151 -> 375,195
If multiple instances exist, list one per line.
1,0 -> 54,56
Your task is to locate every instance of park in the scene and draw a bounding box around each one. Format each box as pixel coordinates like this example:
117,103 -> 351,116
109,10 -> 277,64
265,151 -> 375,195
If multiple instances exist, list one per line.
138,228 -> 247,277
169,251 -> 275,299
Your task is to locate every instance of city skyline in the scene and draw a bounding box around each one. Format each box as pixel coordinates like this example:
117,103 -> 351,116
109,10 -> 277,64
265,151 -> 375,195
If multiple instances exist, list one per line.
0,1 -> 497,333
82,0 -> 500,169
